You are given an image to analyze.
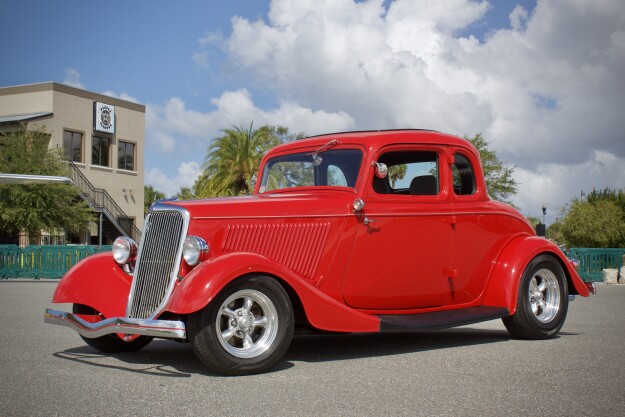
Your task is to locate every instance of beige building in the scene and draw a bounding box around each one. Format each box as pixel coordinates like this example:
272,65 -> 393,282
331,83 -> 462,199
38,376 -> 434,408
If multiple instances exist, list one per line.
0,82 -> 145,244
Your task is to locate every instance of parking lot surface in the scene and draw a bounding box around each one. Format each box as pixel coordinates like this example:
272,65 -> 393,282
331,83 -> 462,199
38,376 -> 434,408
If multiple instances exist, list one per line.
1,281 -> 624,416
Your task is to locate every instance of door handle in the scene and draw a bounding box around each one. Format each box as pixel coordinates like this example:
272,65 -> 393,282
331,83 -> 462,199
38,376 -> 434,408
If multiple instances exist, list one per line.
363,217 -> 375,226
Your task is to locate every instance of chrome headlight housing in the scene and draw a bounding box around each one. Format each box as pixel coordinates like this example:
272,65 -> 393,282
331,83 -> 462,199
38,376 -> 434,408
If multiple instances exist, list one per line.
182,236 -> 210,266
112,236 -> 138,265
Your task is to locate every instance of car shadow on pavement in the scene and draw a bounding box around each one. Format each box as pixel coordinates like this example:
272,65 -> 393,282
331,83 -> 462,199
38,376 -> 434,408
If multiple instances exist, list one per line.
285,327 -> 512,363
51,327 -> 521,376
53,341 -> 206,377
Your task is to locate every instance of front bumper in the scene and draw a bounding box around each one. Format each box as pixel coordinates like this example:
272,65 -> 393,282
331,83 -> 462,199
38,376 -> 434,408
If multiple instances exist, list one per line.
44,308 -> 186,339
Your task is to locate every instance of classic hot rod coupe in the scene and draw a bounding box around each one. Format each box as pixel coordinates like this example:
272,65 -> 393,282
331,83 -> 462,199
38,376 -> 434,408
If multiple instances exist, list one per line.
45,130 -> 594,375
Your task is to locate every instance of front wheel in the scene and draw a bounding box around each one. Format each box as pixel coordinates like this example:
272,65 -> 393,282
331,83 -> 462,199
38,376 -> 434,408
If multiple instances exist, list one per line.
72,304 -> 153,353
502,255 -> 569,339
187,276 -> 294,375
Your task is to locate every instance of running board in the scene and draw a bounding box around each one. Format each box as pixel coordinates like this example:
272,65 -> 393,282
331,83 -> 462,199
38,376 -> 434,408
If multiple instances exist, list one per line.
378,306 -> 510,333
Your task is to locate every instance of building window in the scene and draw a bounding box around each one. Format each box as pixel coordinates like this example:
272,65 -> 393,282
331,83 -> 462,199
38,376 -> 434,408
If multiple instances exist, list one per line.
92,136 -> 110,167
118,141 -> 135,171
63,130 -> 83,163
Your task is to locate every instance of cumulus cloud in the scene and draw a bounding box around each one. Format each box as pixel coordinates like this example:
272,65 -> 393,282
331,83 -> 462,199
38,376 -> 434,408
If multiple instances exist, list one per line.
204,0 -> 625,217
145,0 -> 624,219
63,68 -> 84,89
101,90 -> 140,104
515,150 -> 625,217
146,89 -> 354,152
146,161 -> 202,197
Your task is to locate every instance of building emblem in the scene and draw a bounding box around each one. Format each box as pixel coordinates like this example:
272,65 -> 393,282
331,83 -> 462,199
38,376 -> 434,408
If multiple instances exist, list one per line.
93,102 -> 116,134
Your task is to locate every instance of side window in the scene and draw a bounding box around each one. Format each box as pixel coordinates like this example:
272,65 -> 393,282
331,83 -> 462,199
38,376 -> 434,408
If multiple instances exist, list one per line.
373,150 -> 439,195
452,153 -> 476,196
327,164 -> 348,187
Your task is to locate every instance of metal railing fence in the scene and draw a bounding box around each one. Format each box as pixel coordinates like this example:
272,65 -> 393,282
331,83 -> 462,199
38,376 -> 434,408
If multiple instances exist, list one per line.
0,245 -> 111,279
568,248 -> 625,283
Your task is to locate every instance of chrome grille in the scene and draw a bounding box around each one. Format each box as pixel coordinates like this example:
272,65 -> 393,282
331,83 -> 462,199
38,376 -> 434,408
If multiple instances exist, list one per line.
127,207 -> 188,319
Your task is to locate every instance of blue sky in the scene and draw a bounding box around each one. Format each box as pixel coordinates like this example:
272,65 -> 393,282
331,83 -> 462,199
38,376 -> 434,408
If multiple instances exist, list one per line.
2,0 -> 624,221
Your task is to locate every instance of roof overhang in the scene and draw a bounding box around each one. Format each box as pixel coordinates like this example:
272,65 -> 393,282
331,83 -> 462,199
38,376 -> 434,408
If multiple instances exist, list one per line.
0,173 -> 74,185
0,112 -> 53,124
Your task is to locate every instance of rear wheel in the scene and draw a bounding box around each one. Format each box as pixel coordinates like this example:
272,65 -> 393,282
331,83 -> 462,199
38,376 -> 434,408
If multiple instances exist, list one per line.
72,304 -> 153,353
502,255 -> 569,339
187,276 -> 294,376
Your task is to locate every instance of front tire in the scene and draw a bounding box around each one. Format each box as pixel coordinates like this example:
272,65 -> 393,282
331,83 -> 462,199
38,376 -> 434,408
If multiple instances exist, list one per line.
187,276 -> 294,376
502,255 -> 569,339
72,304 -> 153,353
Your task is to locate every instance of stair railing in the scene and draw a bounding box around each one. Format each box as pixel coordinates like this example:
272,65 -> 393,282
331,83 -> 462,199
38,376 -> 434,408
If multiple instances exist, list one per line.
65,161 -> 141,241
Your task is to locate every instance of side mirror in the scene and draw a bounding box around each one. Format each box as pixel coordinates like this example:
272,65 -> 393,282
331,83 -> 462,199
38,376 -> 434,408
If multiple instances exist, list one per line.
250,172 -> 258,187
372,161 -> 388,179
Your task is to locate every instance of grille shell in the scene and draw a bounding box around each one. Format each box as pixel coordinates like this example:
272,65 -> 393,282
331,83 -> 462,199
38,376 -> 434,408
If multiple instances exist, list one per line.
126,205 -> 189,319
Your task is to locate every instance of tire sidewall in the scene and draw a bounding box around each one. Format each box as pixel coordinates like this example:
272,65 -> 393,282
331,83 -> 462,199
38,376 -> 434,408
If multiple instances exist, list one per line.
518,255 -> 569,335
188,275 -> 294,375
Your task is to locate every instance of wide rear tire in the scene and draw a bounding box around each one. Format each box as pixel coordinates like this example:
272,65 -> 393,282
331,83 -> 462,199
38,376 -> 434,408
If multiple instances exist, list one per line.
502,255 -> 569,340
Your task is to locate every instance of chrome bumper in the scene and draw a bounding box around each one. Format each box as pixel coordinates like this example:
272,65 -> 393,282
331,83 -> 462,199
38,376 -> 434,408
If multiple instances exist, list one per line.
44,308 -> 186,339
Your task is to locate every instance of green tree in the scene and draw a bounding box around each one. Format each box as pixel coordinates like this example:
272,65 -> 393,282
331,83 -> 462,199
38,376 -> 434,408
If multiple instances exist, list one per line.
0,128 -> 94,240
144,185 -> 165,216
557,188 -> 625,248
560,198 -> 625,248
196,124 -> 302,197
525,215 -> 540,230
465,133 -> 518,204
546,218 -> 566,246
176,187 -> 194,200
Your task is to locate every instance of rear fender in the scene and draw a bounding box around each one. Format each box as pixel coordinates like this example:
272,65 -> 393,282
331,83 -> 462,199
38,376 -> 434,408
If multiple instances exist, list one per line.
166,252 -> 379,332
51,252 -> 132,319
484,236 -> 590,314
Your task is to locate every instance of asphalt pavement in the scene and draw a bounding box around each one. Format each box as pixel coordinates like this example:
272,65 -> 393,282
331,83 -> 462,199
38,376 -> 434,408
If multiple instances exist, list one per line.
1,281 -> 624,417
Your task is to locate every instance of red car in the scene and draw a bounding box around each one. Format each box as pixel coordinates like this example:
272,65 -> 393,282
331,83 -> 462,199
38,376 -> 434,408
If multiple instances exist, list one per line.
45,130 -> 593,375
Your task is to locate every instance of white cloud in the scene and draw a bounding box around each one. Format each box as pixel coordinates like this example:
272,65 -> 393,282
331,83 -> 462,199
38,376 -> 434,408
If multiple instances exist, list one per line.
146,161 -> 202,197
101,90 -> 140,103
146,89 -> 354,152
63,68 -> 84,89
202,0 -> 625,217
514,150 -> 625,218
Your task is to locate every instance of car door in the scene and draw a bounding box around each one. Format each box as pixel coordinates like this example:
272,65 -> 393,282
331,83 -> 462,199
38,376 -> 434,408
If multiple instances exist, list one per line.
342,146 -> 454,310
447,149 -> 518,305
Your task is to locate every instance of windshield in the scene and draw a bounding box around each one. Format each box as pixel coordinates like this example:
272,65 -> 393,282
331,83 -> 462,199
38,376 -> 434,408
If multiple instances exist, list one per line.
259,149 -> 363,192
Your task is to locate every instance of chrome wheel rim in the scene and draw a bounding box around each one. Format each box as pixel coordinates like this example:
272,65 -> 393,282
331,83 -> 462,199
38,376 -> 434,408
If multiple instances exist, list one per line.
528,268 -> 560,323
216,289 -> 278,359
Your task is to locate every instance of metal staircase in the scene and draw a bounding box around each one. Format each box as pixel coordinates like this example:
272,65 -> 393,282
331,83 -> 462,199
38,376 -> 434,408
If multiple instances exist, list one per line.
66,161 -> 141,242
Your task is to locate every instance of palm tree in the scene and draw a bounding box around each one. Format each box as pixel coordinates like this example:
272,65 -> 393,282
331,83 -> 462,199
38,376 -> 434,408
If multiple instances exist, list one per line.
388,164 -> 407,188
196,124 -> 289,197
175,187 -> 194,200
144,185 -> 165,216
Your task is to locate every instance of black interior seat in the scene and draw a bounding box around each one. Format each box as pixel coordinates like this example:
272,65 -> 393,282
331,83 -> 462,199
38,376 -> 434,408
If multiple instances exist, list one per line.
409,175 -> 437,195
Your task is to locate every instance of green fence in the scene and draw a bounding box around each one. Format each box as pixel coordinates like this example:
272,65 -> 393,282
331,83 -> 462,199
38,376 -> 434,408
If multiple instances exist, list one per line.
0,245 -> 111,279
568,248 -> 625,283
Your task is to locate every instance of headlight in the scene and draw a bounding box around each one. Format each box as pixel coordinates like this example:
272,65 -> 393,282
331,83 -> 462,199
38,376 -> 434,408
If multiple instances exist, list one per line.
183,236 -> 210,266
112,236 -> 138,265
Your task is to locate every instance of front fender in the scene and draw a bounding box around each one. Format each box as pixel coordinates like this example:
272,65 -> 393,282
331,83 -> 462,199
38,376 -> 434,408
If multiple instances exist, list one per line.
166,252 -> 380,332
52,252 -> 132,319
483,236 -> 590,314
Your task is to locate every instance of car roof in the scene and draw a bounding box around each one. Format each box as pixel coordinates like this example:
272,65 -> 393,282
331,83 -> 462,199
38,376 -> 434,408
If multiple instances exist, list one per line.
267,129 -> 473,154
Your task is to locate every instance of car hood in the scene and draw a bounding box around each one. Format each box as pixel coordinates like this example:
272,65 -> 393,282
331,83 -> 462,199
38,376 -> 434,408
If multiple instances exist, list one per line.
161,190 -> 356,219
